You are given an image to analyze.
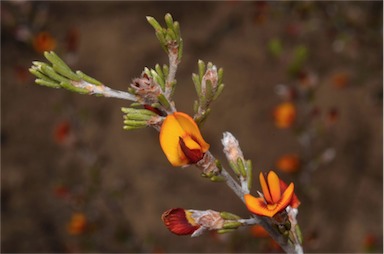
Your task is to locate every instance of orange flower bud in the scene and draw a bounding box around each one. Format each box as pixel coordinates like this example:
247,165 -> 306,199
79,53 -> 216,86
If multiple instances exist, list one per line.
244,171 -> 299,218
276,154 -> 300,173
32,31 -> 56,53
162,208 -> 200,235
273,102 -> 296,128
162,208 -> 225,237
160,112 -> 210,166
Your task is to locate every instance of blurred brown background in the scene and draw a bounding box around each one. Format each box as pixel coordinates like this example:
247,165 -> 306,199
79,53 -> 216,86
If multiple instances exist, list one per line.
1,1 -> 383,253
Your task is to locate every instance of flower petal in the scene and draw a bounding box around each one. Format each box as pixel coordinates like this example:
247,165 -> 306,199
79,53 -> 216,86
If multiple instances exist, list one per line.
244,194 -> 278,217
160,113 -> 190,166
173,112 -> 210,152
275,182 -> 295,213
160,112 -> 210,166
259,172 -> 273,204
279,179 -> 300,208
267,171 -> 281,203
162,208 -> 200,235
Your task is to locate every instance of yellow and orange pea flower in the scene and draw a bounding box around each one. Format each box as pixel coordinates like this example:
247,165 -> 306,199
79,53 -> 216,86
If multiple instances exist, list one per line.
159,112 -> 210,167
32,31 -> 56,53
273,102 -> 296,128
244,171 -> 300,218
276,154 -> 300,173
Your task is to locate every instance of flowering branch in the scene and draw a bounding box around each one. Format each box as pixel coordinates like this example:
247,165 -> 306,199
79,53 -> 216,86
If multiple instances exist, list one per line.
29,13 -> 303,254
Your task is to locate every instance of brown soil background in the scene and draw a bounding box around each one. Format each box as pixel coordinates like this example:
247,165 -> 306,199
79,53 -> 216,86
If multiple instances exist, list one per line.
1,1 -> 383,253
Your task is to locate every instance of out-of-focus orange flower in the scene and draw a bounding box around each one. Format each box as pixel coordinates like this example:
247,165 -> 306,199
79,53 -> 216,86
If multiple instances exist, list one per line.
67,212 -> 87,235
326,107 -> 339,126
273,102 -> 296,128
32,31 -> 56,53
331,72 -> 349,89
160,112 -> 210,167
276,154 -> 300,173
244,171 -> 300,218
54,120 -> 71,145
250,225 -> 270,238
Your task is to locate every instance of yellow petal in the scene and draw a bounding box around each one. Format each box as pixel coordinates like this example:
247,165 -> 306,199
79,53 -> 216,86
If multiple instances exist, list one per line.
160,112 -> 210,166
160,113 -> 190,166
173,112 -> 210,152
267,171 -> 281,203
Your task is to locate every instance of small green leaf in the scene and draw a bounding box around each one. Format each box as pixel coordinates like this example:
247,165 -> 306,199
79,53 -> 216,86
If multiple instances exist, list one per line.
157,94 -> 171,109
217,229 -> 235,234
40,64 -> 68,84
220,212 -> 241,220
198,60 -> 205,80
246,160 -> 253,191
192,73 -> 201,95
76,71 -> 102,86
146,16 -> 162,33
35,78 -> 61,89
223,221 -> 242,229
237,158 -> 247,178
164,13 -> 174,30
213,83 -> 225,101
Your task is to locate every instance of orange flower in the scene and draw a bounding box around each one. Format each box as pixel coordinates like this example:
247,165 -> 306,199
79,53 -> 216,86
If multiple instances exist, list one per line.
32,31 -> 56,53
160,112 -> 210,166
162,208 -> 224,237
67,212 -> 87,235
276,154 -> 300,173
244,171 -> 300,218
273,102 -> 296,128
162,208 -> 201,235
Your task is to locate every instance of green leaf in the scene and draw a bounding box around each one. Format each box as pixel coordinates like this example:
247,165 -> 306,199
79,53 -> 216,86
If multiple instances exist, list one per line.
146,16 -> 162,33
198,60 -> 206,80
76,71 -> 102,86
164,13 -> 174,30
35,78 -> 61,89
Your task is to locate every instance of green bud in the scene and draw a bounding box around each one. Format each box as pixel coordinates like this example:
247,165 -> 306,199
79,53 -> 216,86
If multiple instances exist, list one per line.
237,158 -> 247,178
217,229 -> 235,234
229,160 -> 241,176
210,175 -> 226,182
205,79 -> 214,101
223,221 -> 242,229
220,212 -> 241,220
